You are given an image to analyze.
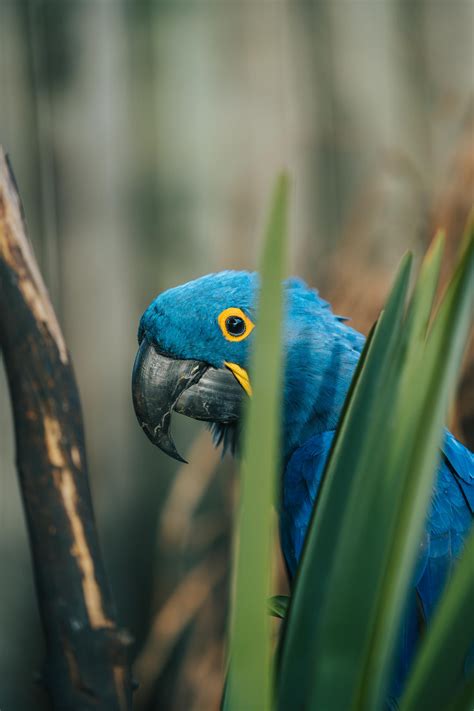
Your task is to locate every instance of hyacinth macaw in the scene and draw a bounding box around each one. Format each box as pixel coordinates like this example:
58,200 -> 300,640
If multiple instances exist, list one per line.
132,271 -> 474,704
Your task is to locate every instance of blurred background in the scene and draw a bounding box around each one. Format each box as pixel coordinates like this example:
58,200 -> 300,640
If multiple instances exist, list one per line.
0,1 -> 473,709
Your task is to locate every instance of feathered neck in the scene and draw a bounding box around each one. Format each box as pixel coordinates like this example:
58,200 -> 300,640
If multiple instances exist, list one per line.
280,283 -> 365,461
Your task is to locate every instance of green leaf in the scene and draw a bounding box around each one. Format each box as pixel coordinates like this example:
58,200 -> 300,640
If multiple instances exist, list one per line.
277,252 -> 413,711
404,230 -> 444,347
357,220 -> 474,709
400,530 -> 474,711
277,227 -> 473,711
447,674 -> 474,711
224,175 -> 289,711
267,595 -> 291,619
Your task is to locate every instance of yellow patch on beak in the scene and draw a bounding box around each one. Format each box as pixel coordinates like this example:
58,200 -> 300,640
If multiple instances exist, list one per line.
224,362 -> 253,396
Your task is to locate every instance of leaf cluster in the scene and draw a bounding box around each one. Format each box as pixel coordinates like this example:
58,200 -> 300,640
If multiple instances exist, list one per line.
225,182 -> 474,711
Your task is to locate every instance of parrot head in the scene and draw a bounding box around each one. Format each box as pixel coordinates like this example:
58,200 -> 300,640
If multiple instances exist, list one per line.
132,271 -> 364,462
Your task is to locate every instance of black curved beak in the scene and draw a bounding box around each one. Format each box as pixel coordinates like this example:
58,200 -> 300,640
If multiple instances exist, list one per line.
132,340 -> 243,462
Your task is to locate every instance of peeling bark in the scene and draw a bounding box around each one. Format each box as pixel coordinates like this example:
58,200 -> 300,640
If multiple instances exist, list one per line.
0,147 -> 133,710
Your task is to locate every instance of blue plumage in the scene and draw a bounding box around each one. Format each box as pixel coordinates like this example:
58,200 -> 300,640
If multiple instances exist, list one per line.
139,270 -> 473,703
281,428 -> 474,699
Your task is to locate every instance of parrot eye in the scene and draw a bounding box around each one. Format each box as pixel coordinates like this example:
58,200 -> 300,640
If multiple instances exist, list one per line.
225,316 -> 246,336
218,307 -> 255,342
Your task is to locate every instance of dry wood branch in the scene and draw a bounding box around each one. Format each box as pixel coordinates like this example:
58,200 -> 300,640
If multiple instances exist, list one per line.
0,147 -> 133,710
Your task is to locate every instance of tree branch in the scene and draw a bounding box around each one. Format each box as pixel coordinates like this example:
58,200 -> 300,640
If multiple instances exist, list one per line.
0,147 -> 133,710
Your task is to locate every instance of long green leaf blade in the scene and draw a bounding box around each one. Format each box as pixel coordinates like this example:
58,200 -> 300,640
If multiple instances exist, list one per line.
448,675 -> 474,711
278,228 -> 473,711
278,253 -> 413,710
405,230 -> 444,347
356,227 -> 474,709
225,175 -> 288,711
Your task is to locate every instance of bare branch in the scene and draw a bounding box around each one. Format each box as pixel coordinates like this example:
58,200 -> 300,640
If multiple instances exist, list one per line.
0,147 -> 133,710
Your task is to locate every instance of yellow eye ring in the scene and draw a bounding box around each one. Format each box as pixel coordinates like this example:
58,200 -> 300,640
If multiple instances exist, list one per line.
218,307 -> 255,342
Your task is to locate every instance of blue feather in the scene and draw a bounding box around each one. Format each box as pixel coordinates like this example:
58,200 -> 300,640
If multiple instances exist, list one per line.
140,270 -> 473,704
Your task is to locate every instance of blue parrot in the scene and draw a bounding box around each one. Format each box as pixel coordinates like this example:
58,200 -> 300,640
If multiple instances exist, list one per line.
132,271 -> 474,705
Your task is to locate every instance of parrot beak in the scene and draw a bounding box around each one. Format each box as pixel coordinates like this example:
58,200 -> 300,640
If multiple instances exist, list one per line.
132,339 -> 244,462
